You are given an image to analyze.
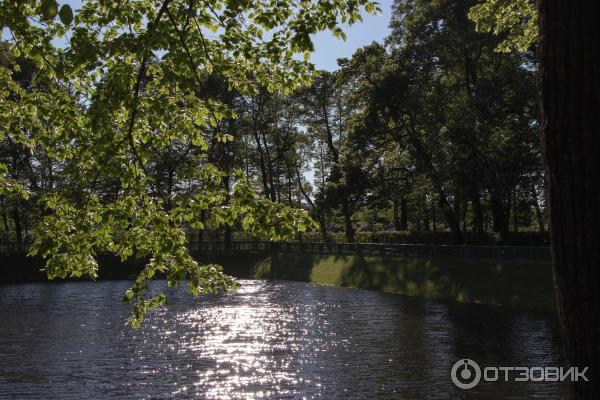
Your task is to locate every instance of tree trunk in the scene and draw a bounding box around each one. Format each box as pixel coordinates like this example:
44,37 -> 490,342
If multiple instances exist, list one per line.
341,196 -> 355,243
532,184 -> 546,234
223,176 -> 231,251
400,196 -> 408,231
422,195 -> 430,231
513,189 -> 518,232
538,0 -> 600,397
504,192 -> 512,234
490,187 -> 508,235
471,193 -> 484,234
12,201 -> 22,251
462,200 -> 468,232
392,198 -> 401,231
1,198 -> 9,233
296,168 -> 328,241
252,130 -> 270,198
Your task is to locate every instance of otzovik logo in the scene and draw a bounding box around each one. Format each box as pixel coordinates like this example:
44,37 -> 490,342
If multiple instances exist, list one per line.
451,358 -> 590,389
451,359 -> 482,389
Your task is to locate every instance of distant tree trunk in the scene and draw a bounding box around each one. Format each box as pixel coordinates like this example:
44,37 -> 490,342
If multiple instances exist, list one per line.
1,199 -> 9,233
1,211 -> 8,233
539,0 -> 600,398
471,193 -> 484,234
253,131 -> 270,198
431,205 -> 437,232
505,192 -> 512,234
453,193 -> 460,226
462,201 -> 468,232
12,201 -> 22,250
286,174 -> 294,207
490,187 -> 508,235
392,198 -> 401,231
532,185 -> 546,234
260,131 -> 277,202
422,195 -> 430,231
223,176 -> 231,250
422,211 -> 430,231
296,168 -> 328,241
512,189 -> 518,232
341,196 -> 355,243
400,196 -> 408,231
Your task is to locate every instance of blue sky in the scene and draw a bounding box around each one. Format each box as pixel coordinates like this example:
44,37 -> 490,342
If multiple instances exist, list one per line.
310,0 -> 393,71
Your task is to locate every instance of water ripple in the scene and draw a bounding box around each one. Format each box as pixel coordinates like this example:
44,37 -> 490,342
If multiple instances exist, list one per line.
0,279 -> 566,399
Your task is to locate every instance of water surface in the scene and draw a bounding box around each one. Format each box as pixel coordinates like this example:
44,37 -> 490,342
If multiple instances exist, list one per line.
0,279 -> 566,399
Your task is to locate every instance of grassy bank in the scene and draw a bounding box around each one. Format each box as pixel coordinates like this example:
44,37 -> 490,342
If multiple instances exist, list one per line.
241,253 -> 556,313
1,252 -> 556,313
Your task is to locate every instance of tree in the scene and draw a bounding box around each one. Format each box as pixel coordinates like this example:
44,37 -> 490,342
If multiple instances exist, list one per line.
301,72 -> 363,242
0,0 -> 377,326
538,1 -> 600,398
342,0 -> 540,243
468,0 -> 538,52
470,0 -> 600,396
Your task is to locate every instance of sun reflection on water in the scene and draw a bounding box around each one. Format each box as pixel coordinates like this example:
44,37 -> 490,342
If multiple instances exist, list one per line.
167,281 -> 310,399
0,279 -> 566,399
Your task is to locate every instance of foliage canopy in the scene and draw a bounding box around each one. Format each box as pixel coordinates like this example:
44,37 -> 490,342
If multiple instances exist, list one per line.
468,0 -> 537,52
0,0 -> 377,326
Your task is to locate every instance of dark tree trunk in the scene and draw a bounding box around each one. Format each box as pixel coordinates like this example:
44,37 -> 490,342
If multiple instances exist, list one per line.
471,193 -> 484,234
538,0 -> 600,397
1,211 -> 8,233
260,131 -> 277,202
505,192 -> 512,234
532,185 -> 546,234
341,196 -> 355,243
422,195 -> 430,231
400,196 -> 408,231
296,168 -> 328,241
490,188 -> 508,234
462,201 -> 468,232
1,199 -> 9,233
392,198 -> 401,231
513,189 -> 518,232
252,131 -> 270,198
432,205 -> 437,232
12,202 -> 22,251
223,176 -> 231,251
453,193 -> 460,226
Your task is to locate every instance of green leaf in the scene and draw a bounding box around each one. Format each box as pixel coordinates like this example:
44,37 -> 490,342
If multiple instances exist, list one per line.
41,0 -> 59,21
59,4 -> 74,26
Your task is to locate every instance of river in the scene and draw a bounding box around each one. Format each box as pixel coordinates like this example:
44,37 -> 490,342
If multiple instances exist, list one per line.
0,279 -> 566,399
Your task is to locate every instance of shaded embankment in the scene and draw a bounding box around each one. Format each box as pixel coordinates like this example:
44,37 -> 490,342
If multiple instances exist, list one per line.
246,253 -> 556,313
0,252 -> 555,313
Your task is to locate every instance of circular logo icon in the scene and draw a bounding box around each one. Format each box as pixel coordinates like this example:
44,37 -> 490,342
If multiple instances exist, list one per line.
451,359 -> 481,389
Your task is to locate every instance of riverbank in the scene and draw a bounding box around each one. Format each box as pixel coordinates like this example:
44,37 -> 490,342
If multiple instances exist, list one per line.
248,253 -> 556,313
0,250 -> 556,313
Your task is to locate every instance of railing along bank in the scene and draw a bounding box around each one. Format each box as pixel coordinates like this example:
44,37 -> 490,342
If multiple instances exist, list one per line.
0,240 -> 551,262
187,240 -> 551,262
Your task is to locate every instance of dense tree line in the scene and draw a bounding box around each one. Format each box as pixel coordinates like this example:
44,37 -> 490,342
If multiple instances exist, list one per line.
0,0 -> 544,248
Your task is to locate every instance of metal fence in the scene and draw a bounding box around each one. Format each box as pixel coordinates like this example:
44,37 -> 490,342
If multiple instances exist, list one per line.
0,240 -> 551,262
187,240 -> 551,262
